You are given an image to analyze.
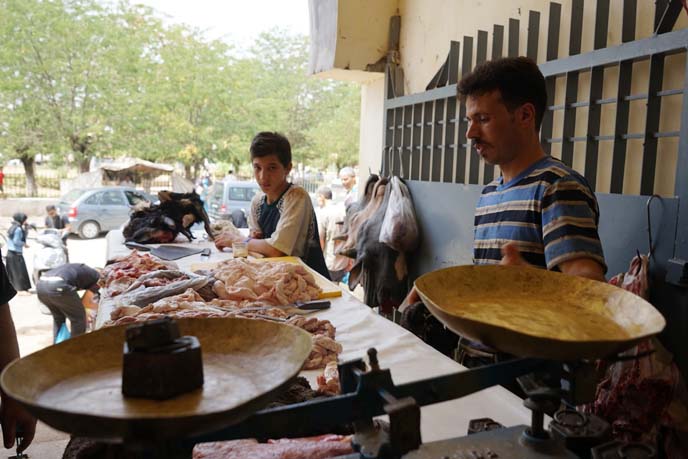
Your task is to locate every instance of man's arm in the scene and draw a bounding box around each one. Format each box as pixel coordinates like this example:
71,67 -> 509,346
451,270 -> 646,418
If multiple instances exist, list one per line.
558,257 -> 606,282
500,242 -> 605,282
214,232 -> 286,258
0,305 -> 36,452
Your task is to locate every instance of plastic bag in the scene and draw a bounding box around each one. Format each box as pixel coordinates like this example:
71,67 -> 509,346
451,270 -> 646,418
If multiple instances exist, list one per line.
378,177 -> 420,252
55,323 -> 71,344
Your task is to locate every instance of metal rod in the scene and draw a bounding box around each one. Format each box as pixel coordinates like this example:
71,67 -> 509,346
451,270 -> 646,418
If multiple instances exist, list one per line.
508,18 -> 519,57
189,358 -> 550,446
561,0 -> 584,167
539,27 -> 687,78
410,104 -> 422,180
420,102 -> 432,181
673,51 -> 688,258
540,2 -> 561,156
527,10 -> 540,60
640,53 -> 666,195
432,99 -> 445,182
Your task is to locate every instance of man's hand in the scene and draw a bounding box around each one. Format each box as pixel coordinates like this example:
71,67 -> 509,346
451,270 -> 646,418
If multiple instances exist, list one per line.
559,257 -> 606,282
399,286 -> 421,312
214,232 -> 242,251
0,396 -> 36,453
500,242 -> 529,266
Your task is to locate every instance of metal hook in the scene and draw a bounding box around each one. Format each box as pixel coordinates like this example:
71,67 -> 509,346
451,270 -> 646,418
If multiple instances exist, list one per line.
646,194 -> 663,259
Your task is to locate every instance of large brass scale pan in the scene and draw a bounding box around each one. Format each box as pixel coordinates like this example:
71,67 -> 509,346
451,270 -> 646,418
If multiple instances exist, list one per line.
415,265 -> 665,360
0,318 -> 312,442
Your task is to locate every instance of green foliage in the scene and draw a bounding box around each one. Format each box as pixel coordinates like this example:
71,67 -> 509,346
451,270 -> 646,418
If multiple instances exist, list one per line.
0,0 -> 361,179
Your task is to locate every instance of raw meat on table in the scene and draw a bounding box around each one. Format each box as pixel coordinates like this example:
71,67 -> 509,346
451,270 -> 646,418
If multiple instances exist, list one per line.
193,434 -> 353,459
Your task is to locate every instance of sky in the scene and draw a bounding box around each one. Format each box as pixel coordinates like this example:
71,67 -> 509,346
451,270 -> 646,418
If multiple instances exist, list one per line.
132,0 -> 311,47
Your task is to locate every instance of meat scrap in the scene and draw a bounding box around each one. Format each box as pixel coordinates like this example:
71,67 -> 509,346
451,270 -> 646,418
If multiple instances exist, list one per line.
100,251 -> 170,289
211,258 -> 321,305
266,376 -> 324,409
304,335 -> 342,371
193,434 -> 353,459
287,316 -> 336,339
316,362 -> 341,396
105,289 -> 291,327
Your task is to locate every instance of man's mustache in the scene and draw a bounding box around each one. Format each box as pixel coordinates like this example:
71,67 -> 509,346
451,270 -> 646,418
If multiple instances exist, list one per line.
471,140 -> 488,150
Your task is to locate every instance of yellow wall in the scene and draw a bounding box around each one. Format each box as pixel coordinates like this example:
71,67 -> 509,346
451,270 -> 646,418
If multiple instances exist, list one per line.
359,76 -> 386,186
335,0 -> 399,73
358,0 -> 687,196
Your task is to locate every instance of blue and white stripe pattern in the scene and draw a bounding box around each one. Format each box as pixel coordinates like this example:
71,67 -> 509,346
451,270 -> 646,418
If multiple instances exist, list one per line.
474,156 -> 606,271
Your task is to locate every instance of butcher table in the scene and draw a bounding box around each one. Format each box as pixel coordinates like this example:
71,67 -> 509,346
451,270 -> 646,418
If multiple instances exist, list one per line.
99,228 -> 532,444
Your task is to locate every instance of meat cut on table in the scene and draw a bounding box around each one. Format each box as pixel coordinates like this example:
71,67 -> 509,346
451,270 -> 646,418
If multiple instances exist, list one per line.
211,258 -> 321,305
100,251 -> 171,290
193,434 -> 353,459
316,362 -> 341,396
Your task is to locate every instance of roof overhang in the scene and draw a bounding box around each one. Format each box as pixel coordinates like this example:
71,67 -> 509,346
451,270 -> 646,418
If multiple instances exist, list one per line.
308,0 -> 398,83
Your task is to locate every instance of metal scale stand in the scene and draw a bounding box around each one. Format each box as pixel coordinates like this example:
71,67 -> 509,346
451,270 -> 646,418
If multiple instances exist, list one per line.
183,348 -> 622,459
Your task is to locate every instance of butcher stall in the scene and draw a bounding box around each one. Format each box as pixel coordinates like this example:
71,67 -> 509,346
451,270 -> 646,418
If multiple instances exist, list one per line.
62,159 -> 195,194
0,225 -> 667,458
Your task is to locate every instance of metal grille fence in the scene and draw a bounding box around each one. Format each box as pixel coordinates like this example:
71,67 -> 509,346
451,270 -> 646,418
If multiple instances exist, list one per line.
381,0 -> 687,199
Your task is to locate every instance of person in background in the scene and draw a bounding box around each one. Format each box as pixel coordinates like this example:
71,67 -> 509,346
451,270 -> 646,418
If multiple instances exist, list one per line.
0,166 -> 4,195
225,168 -> 238,181
5,213 -> 31,294
36,263 -> 99,341
0,258 -> 37,454
316,186 -> 351,282
44,205 -> 71,243
214,132 -> 330,279
118,173 -> 134,187
339,167 -> 358,210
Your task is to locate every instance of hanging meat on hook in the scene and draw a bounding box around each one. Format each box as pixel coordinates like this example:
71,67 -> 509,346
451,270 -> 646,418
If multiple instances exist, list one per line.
123,191 -> 214,244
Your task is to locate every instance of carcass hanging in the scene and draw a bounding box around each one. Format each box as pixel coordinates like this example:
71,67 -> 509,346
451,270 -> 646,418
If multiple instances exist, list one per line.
340,176 -> 420,312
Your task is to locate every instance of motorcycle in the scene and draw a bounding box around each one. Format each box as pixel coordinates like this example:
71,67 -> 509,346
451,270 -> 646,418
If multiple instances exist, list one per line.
32,228 -> 68,285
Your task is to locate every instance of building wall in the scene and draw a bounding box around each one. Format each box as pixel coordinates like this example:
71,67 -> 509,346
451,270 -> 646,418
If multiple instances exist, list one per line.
358,0 -> 687,196
358,76 -> 386,183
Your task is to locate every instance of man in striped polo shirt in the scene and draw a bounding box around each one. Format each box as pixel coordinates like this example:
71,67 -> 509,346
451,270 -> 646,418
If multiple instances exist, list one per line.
401,57 -> 605,311
461,57 -> 606,280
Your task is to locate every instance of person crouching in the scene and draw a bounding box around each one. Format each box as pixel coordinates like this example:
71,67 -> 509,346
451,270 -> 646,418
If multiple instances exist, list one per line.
37,263 -> 99,342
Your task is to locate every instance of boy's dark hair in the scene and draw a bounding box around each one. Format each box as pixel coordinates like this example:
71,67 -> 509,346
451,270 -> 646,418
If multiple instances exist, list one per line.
457,56 -> 547,130
250,132 -> 292,168
46,205 -> 56,212
316,186 -> 332,200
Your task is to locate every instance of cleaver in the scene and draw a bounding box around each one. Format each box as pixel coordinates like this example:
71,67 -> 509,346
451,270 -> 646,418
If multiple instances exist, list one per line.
124,241 -> 204,261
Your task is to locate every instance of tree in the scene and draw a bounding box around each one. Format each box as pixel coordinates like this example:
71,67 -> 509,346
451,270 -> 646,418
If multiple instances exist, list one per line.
0,0 -> 160,173
304,83 -> 360,169
128,25 -> 240,179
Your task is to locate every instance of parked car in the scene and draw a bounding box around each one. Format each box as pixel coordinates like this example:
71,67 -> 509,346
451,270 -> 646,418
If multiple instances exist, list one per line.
57,187 -> 152,239
206,180 -> 260,228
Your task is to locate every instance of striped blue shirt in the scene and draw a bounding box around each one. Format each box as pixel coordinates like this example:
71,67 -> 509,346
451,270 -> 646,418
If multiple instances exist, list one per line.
474,156 -> 606,271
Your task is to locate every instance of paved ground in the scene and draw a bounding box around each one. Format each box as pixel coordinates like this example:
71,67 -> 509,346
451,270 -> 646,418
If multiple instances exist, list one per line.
5,234 -> 108,458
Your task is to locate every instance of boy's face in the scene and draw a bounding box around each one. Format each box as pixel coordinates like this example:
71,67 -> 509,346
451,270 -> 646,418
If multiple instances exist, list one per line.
252,154 -> 292,196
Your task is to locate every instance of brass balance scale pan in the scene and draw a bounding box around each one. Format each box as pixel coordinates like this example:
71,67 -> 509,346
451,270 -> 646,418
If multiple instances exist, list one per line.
0,318 -> 312,442
415,265 -> 666,360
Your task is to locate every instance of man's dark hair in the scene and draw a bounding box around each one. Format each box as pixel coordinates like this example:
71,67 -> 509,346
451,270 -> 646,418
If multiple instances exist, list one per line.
250,132 -> 292,168
316,186 -> 332,200
46,205 -> 56,212
457,56 -> 547,130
